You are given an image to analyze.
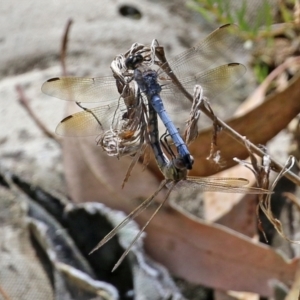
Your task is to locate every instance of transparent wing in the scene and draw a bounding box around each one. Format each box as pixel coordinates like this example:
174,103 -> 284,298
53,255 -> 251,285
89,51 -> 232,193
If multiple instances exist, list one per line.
175,177 -> 272,194
42,76 -> 120,103
159,63 -> 246,127
167,24 -> 241,80
112,180 -> 175,272
187,176 -> 249,186
55,102 -> 126,136
161,62 -> 246,103
89,179 -> 168,256
179,63 -> 246,101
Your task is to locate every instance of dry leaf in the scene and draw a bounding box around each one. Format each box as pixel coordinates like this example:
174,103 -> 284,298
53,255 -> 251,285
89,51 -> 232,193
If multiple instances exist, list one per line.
204,163 -> 258,237
285,260 -> 300,300
62,133 -> 297,297
143,208 -> 297,297
215,290 -> 259,300
63,136 -> 163,207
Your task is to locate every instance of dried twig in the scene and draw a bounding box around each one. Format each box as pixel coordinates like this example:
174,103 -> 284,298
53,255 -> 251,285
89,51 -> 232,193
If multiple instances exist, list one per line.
283,192 -> 300,212
60,19 -> 73,76
257,156 -> 300,244
200,87 -> 300,186
234,141 -> 300,243
16,85 -> 60,144
0,284 -> 12,300
16,19 -> 74,144
184,85 -> 202,145
234,141 -> 271,241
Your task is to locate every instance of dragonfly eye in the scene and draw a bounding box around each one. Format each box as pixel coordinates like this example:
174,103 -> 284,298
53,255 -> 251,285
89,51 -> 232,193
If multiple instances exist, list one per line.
173,155 -> 194,170
173,158 -> 186,170
125,54 -> 144,70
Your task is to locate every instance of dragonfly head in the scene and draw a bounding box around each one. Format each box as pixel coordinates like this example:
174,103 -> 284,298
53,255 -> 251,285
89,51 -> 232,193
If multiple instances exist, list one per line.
173,154 -> 194,170
125,54 -> 144,70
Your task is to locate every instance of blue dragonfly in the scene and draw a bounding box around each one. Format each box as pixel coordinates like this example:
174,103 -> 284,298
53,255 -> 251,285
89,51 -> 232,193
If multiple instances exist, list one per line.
42,24 -> 246,168
132,63 -> 194,170
89,84 -> 272,271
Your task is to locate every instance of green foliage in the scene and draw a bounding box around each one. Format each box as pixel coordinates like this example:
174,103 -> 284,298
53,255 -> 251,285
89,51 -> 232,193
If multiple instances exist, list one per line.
188,0 -> 273,39
279,1 -> 294,22
253,62 -> 269,84
188,0 -> 298,83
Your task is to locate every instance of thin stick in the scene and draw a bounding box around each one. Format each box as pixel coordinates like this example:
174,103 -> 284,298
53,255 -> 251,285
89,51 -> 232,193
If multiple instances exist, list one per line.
283,192 -> 300,212
0,284 -> 11,300
60,19 -> 73,76
17,20 -> 74,143
16,85 -> 60,143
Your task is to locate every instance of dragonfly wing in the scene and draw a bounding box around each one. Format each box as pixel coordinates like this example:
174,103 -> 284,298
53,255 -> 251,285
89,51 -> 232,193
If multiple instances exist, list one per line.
167,24 -> 241,80
181,63 -> 247,100
175,178 -> 271,194
159,63 -> 246,131
56,102 -> 126,136
161,63 -> 246,108
42,76 -> 120,103
112,180 -> 175,272
187,176 -> 249,186
89,179 -> 168,256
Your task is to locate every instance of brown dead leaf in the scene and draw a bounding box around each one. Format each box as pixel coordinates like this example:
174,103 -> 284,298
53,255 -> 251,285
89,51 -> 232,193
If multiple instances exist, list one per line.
63,136 -> 163,208
285,260 -> 300,300
215,290 -> 259,300
204,163 -> 258,237
144,208 -> 297,297
62,131 -> 297,297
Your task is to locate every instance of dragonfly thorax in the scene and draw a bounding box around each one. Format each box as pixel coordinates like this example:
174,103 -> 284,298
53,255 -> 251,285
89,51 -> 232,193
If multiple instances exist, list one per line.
134,69 -> 162,96
163,159 -> 188,181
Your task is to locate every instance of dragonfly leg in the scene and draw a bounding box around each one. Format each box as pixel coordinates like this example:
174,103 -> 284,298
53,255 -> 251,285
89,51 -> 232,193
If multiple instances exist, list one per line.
75,101 -> 103,129
160,129 -> 176,158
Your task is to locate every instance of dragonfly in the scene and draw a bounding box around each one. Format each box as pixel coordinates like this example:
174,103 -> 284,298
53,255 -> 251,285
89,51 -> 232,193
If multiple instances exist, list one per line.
130,60 -> 194,169
89,85 -> 272,271
42,24 -> 246,167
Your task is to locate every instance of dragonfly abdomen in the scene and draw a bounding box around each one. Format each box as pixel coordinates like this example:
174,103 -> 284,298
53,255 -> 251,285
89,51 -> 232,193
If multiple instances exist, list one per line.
150,94 -> 193,169
134,68 -> 194,170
